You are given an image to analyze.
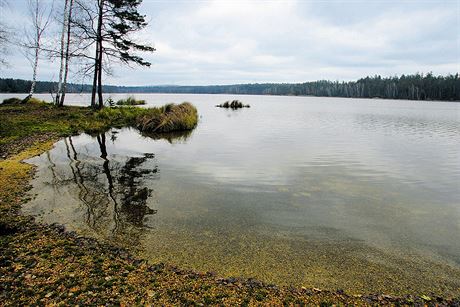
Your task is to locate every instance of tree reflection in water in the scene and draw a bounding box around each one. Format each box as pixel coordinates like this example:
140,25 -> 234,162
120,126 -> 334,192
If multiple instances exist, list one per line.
54,130 -> 162,249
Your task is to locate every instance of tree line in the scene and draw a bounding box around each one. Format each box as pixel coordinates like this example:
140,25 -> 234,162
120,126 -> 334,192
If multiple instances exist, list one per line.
1,73 -> 459,101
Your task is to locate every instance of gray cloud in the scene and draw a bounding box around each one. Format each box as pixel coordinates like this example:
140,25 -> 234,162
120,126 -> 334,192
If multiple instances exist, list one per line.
1,0 -> 458,86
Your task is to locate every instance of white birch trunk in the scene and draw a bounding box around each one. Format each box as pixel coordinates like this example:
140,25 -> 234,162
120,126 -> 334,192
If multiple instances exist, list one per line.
29,46 -> 39,97
56,0 -> 69,105
60,0 -> 73,107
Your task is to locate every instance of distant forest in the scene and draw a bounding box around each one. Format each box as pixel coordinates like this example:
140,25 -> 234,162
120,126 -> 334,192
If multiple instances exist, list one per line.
1,73 -> 459,101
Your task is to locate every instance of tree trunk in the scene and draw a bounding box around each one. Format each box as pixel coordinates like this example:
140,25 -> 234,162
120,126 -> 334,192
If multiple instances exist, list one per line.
60,0 -> 73,107
28,46 -> 39,98
97,38 -> 103,108
56,0 -> 69,106
91,0 -> 104,109
91,44 -> 98,108
97,0 -> 104,109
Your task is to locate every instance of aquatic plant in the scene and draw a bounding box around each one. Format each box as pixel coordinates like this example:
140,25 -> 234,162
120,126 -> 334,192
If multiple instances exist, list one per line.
116,96 -> 146,106
216,100 -> 250,109
136,102 -> 198,133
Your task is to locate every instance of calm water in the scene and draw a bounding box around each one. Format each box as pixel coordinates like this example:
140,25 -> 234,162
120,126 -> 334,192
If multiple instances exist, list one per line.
20,93 -> 460,295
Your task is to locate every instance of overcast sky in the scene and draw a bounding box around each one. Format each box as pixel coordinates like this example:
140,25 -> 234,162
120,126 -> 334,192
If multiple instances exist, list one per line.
1,0 -> 459,86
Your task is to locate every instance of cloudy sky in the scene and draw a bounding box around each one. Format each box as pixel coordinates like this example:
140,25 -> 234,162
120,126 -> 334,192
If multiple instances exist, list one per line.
1,0 -> 459,86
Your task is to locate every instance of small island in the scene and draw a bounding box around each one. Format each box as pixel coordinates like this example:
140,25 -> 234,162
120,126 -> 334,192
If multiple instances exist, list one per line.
216,100 -> 250,109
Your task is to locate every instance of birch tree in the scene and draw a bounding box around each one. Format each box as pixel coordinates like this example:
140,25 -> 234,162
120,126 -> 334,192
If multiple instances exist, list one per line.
23,0 -> 53,100
56,0 -> 74,106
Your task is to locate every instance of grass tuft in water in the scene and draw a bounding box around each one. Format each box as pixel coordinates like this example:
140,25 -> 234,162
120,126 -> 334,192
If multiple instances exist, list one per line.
116,96 -> 146,106
137,102 -> 198,133
216,100 -> 250,109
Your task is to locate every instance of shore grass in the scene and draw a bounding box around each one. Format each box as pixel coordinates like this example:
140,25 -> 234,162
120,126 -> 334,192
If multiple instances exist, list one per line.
116,96 -> 146,106
0,102 -> 458,305
0,102 -> 198,157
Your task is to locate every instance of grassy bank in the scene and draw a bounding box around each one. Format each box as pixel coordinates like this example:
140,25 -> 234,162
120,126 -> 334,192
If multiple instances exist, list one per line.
0,101 -> 197,158
0,102 -> 458,305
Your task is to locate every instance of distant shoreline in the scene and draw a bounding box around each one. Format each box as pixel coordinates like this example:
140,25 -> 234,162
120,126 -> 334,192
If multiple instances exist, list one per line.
1,92 -> 459,103
1,73 -> 459,102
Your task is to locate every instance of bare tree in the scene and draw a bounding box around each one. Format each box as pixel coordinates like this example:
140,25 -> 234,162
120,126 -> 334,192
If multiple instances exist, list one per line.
23,0 -> 53,100
0,0 -> 10,66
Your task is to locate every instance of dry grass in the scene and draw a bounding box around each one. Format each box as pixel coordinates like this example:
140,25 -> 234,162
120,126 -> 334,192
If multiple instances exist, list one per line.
136,102 -> 198,133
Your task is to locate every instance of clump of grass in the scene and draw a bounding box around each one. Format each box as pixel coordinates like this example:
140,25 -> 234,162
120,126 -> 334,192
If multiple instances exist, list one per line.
116,96 -> 146,106
22,96 -> 48,104
137,102 -> 198,133
216,100 -> 250,109
2,97 -> 22,104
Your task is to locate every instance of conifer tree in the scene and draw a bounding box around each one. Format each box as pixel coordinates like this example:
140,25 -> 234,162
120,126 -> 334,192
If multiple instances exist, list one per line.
73,0 -> 155,109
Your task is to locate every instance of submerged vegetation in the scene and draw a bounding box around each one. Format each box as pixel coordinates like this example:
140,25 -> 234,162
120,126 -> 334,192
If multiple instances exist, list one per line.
216,100 -> 250,109
116,96 -> 146,106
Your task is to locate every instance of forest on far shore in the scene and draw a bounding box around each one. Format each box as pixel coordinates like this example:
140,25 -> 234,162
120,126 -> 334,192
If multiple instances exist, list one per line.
1,73 -> 458,101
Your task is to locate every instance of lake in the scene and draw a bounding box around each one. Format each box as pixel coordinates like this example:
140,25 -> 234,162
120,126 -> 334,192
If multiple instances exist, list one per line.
13,93 -> 460,295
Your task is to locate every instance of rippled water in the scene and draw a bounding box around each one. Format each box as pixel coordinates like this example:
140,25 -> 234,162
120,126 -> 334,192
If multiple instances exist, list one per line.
21,94 -> 460,295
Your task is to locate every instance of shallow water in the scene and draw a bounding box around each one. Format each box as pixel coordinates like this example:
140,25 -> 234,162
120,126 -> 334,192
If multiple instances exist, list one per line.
22,94 -> 460,295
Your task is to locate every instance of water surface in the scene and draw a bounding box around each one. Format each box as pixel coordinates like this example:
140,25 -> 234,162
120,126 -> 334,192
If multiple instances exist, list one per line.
22,94 -> 460,295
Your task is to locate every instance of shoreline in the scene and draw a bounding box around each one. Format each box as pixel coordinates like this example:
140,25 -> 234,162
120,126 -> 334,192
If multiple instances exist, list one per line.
1,92 -> 459,104
1,103 -> 459,305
